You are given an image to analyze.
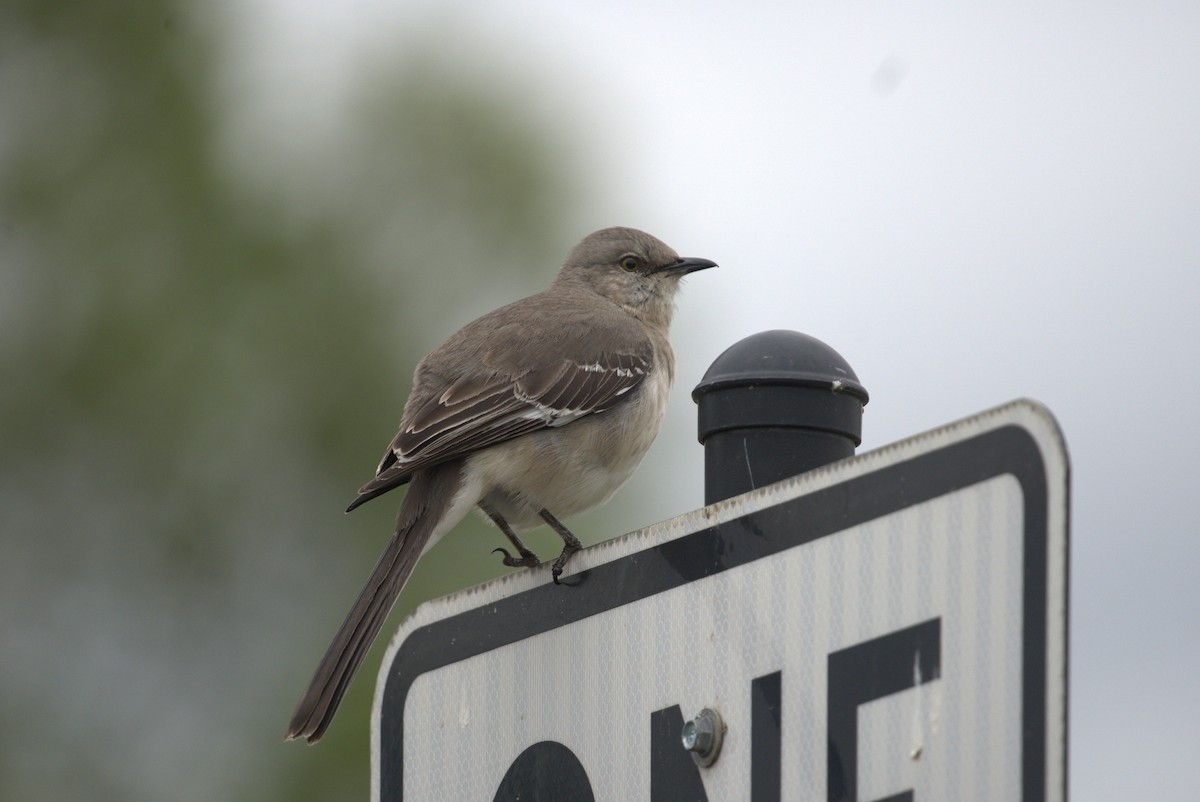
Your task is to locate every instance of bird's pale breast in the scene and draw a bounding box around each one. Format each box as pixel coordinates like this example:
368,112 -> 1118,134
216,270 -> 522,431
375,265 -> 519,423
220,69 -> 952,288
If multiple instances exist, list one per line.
467,339 -> 673,530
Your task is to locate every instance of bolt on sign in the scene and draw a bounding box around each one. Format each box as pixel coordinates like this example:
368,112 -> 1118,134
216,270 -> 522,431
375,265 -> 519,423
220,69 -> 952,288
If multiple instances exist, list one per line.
372,400 -> 1069,802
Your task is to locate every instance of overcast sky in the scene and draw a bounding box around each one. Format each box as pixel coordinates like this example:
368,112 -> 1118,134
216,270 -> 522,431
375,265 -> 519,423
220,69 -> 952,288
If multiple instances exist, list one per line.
231,1 -> 1200,797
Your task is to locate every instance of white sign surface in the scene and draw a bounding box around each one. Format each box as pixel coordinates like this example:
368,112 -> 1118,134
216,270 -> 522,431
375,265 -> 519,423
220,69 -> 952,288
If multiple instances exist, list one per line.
373,399 -> 1069,802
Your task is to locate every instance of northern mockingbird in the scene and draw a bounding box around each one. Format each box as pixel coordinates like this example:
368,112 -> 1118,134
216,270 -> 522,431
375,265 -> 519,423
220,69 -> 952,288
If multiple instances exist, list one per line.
286,227 -> 716,743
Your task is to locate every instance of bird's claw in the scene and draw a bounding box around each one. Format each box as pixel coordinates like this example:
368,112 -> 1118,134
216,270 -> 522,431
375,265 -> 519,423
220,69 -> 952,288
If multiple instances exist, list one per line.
492,547 -> 540,568
550,543 -> 582,585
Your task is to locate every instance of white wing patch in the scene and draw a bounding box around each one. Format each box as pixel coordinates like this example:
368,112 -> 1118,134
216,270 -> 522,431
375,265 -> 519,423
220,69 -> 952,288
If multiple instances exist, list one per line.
576,361 -> 643,378
518,406 -> 591,428
514,358 -> 647,427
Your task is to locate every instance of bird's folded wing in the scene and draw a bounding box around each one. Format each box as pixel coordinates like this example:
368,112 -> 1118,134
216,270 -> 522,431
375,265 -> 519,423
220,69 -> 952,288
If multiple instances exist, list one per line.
348,348 -> 652,509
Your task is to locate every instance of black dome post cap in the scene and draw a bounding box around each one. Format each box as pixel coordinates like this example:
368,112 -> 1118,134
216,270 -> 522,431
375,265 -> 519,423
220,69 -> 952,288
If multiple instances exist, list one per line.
691,330 -> 868,403
691,330 -> 869,504
693,329 -> 868,448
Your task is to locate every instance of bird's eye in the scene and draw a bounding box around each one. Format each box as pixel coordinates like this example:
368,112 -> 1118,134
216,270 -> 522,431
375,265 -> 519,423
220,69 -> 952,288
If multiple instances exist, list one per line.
619,256 -> 640,272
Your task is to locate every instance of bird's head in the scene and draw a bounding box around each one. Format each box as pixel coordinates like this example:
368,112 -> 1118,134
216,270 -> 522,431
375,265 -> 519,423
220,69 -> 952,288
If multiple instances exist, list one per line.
554,227 -> 717,329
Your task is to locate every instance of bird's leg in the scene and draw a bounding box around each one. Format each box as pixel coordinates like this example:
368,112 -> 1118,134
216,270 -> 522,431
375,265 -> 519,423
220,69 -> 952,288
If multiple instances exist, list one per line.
539,509 -> 583,585
481,506 -> 540,568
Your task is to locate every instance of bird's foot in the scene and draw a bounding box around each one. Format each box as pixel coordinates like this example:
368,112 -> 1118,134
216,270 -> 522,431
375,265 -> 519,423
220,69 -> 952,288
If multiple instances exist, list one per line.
492,547 -> 541,569
538,508 -> 584,585
550,542 -> 582,585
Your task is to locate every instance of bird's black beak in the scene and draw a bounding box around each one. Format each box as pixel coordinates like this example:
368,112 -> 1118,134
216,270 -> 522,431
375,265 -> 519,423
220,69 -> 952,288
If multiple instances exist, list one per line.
655,257 -> 718,277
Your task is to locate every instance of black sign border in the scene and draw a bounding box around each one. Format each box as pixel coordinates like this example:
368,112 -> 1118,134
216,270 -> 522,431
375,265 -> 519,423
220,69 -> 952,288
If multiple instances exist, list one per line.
380,423 -> 1068,801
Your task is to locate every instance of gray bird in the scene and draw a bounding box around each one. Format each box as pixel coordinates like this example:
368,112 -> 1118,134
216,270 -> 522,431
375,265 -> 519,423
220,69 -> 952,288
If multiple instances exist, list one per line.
285,226 -> 716,743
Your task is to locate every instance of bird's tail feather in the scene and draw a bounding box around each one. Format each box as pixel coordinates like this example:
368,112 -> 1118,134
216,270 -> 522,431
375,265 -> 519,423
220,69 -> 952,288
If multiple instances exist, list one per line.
285,461 -> 463,743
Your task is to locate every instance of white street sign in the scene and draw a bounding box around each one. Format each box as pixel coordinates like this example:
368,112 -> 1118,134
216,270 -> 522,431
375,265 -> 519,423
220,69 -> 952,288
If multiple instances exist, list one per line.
372,399 -> 1069,802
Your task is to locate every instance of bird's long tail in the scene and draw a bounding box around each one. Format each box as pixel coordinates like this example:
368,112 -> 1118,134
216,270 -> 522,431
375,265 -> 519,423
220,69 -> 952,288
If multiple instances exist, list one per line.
285,461 -> 464,743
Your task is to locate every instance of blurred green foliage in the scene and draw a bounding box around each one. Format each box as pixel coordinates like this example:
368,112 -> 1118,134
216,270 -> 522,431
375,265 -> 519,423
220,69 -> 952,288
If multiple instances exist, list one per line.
0,3 -> 586,799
